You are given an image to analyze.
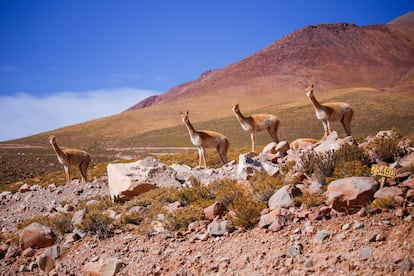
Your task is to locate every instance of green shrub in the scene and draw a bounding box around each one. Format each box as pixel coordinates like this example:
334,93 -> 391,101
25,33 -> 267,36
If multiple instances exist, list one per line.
367,131 -> 403,163
78,209 -> 113,239
127,187 -> 180,207
165,204 -> 204,231
250,172 -> 285,202
229,196 -> 266,229
336,143 -> 371,165
175,184 -> 215,207
300,150 -> 338,185
294,191 -> 326,208
17,212 -> 73,234
209,179 -> 244,206
326,160 -> 371,184
121,209 -> 145,225
371,197 -> 394,210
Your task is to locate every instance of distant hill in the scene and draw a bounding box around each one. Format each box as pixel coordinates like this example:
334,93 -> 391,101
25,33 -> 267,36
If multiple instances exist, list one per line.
126,11 -> 414,112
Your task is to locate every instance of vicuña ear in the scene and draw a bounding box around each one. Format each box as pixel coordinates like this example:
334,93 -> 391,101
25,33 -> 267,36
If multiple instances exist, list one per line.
311,84 -> 314,88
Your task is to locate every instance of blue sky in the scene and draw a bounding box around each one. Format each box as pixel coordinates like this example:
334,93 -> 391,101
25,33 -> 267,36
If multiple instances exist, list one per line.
0,0 -> 413,141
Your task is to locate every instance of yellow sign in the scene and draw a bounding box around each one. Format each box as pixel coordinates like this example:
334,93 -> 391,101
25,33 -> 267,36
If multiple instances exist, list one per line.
371,164 -> 396,179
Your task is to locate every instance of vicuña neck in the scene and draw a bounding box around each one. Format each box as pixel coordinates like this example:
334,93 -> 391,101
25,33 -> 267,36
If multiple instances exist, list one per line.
184,119 -> 196,135
309,94 -> 323,109
234,108 -> 247,121
51,140 -> 67,158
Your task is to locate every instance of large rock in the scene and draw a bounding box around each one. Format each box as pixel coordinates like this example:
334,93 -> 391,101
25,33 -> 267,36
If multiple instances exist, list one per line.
19,222 -> 55,250
326,177 -> 379,214
237,152 -> 262,180
268,185 -> 302,209
237,152 -> 279,179
107,157 -> 182,201
314,131 -> 341,153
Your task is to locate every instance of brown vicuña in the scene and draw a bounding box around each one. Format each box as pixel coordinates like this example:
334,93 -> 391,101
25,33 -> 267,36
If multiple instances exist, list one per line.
180,111 -> 230,168
231,103 -> 280,152
49,135 -> 91,184
305,84 -> 354,139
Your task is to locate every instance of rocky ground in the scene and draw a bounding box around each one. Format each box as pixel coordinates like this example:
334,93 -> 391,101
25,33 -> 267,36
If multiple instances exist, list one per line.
0,175 -> 413,275
1,130 -> 414,275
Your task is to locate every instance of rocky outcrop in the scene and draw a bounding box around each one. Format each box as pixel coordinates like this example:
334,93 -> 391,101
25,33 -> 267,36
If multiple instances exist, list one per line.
107,157 -> 182,201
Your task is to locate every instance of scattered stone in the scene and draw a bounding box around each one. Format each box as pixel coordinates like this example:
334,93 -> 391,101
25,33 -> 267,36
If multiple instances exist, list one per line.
314,230 -> 330,244
19,183 -> 31,193
207,218 -> 232,236
19,222 -> 55,250
353,221 -> 363,230
83,257 -> 123,276
359,247 -> 373,261
268,185 -> 302,209
204,202 -> 227,220
287,243 -> 303,257
400,257 -> 413,272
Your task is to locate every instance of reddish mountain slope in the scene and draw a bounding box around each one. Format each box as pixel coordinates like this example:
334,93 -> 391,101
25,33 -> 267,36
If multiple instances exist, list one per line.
127,12 -> 414,111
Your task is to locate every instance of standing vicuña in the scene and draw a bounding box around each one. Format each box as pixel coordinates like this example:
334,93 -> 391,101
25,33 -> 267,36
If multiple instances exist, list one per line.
180,111 -> 230,167
49,135 -> 91,184
232,103 -> 280,152
305,84 -> 354,138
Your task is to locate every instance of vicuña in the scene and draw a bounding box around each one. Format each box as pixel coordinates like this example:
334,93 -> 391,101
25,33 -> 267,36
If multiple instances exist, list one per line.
305,84 -> 354,139
49,135 -> 91,184
180,111 -> 230,168
232,103 -> 280,152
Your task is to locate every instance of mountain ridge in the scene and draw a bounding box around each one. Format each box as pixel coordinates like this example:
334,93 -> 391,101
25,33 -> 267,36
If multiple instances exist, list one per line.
126,11 -> 414,111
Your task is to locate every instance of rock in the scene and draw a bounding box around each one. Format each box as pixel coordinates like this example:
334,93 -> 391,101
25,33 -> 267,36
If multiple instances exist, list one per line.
37,245 -> 68,272
326,177 -> 379,214
19,183 -> 31,193
309,206 -> 331,221
314,131 -> 341,153
374,187 -> 403,199
204,202 -> 227,220
359,247 -> 373,261
262,142 -> 278,154
237,152 -> 262,180
164,201 -> 182,214
19,222 -> 55,250
314,230 -> 330,243
268,185 -> 302,209
400,257 -> 413,272
107,157 -> 181,201
276,141 -> 290,154
207,218 -> 232,236
83,257 -> 123,276
0,242 -> 9,258
287,243 -> 303,257
0,191 -> 12,200
259,208 -> 291,228
72,209 -> 87,227
188,220 -> 209,232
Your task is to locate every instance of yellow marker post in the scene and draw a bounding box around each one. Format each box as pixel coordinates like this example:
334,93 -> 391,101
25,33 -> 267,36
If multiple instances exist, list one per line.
371,164 -> 397,188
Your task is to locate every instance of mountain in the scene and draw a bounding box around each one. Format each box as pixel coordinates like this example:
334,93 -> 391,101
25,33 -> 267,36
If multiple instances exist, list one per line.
126,11 -> 414,112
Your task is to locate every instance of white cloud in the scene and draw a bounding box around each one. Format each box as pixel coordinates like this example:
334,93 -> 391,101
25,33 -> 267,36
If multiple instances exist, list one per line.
0,88 -> 157,141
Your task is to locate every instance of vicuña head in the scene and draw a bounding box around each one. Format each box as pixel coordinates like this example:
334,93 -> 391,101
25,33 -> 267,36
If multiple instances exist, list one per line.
305,84 -> 354,139
48,134 -> 92,184
180,111 -> 230,168
231,103 -> 280,152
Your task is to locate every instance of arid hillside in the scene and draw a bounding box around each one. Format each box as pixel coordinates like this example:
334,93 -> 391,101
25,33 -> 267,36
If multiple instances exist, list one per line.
126,11 -> 414,111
